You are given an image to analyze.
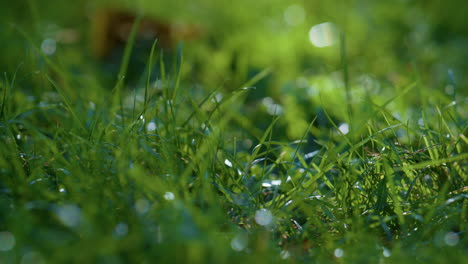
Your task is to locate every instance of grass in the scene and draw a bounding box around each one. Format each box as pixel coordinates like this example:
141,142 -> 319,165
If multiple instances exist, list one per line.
0,0 -> 467,263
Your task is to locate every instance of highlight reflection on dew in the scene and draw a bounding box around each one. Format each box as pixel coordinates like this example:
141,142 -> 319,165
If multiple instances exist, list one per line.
338,123 -> 349,135
280,250 -> 291,259
164,192 -> 175,201
309,22 -> 338,48
382,247 -> 391,257
230,233 -> 248,252
255,208 -> 273,226
41,38 -> 57,55
146,121 -> 157,132
334,248 -> 344,258
135,199 -> 151,214
113,222 -> 129,238
56,204 -> 81,228
224,159 -> 233,167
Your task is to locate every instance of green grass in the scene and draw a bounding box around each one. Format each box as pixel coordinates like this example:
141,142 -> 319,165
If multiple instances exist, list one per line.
0,0 -> 467,263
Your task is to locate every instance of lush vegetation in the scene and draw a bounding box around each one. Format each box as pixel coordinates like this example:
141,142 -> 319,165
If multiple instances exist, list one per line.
0,0 -> 466,263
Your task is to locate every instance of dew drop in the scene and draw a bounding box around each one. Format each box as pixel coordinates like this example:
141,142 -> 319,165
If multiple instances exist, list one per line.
382,247 -> 391,257
334,248 -> 344,258
224,159 -> 233,167
230,233 -> 248,251
280,250 -> 291,259
56,204 -> 81,228
135,199 -> 151,214
147,121 -> 157,132
41,38 -> 56,55
338,123 -> 349,135
255,208 -> 273,226
113,222 -> 129,238
164,192 -> 175,201
418,118 -> 424,127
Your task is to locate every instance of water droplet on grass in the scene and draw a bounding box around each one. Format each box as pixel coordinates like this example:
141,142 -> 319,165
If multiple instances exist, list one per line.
271,180 -> 282,186
113,223 -> 129,238
135,199 -> 150,215
147,121 -> 157,131
255,209 -> 273,226
56,204 -> 81,228
214,93 -> 223,103
164,192 -> 175,201
444,232 -> 459,246
334,248 -> 344,258
262,179 -> 282,187
41,38 -> 56,55
338,123 -> 349,135
418,118 -> 424,127
382,247 -> 391,257
89,101 -> 96,110
280,250 -> 291,259
0,231 -> 15,251
224,159 -> 233,167
231,233 -> 248,251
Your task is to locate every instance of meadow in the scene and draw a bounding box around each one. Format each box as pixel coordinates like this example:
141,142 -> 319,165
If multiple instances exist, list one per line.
0,0 -> 467,263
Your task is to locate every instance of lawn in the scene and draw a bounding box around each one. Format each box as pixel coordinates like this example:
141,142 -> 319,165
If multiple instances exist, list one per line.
0,0 -> 467,263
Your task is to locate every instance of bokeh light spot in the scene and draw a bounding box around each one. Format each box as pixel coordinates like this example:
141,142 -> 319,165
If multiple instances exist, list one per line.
113,222 -> 129,238
56,204 -> 81,228
147,121 -> 157,132
164,192 -> 175,201
334,248 -> 344,258
444,232 -> 459,246
309,22 -> 338,48
255,208 -> 273,226
135,199 -> 151,214
230,233 -> 248,251
41,38 -> 57,55
0,231 -> 15,251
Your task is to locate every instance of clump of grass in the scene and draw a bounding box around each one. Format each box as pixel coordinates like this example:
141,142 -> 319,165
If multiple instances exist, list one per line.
0,2 -> 467,263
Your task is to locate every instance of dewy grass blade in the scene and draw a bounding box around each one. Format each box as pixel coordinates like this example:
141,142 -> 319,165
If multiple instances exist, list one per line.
111,14 -> 142,126
401,153 -> 468,171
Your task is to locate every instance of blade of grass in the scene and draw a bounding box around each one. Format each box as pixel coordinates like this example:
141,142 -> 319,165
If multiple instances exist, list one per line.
46,75 -> 85,131
143,38 -> 158,117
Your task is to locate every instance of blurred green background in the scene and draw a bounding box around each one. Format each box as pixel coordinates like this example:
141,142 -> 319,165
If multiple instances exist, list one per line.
2,0 -> 467,131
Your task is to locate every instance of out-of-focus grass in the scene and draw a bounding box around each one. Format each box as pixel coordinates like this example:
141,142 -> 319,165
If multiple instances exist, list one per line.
0,0 -> 467,263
